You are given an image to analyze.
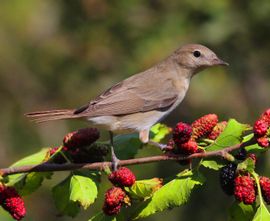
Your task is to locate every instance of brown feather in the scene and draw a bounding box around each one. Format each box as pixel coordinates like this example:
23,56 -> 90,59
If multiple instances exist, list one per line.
25,109 -> 77,123
73,65 -> 180,117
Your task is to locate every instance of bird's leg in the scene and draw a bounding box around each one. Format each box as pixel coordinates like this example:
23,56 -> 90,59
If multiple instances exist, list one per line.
148,140 -> 167,151
109,131 -> 120,171
139,129 -> 167,151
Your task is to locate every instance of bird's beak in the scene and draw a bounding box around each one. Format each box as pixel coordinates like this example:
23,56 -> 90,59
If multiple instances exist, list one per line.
212,58 -> 229,66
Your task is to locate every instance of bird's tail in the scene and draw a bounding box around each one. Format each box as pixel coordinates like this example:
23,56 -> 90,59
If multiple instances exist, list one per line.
25,109 -> 79,123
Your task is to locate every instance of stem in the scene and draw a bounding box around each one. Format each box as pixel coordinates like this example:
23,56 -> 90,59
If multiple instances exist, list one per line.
0,140 -> 254,176
202,139 -> 215,144
59,151 -> 71,163
251,171 -> 263,205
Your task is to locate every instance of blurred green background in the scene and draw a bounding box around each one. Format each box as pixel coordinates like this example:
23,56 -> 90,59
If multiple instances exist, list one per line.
0,0 -> 270,220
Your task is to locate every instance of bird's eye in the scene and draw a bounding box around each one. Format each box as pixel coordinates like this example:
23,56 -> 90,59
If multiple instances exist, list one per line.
193,50 -> 201,58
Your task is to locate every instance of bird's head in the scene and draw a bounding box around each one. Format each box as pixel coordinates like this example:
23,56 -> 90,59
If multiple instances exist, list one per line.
173,44 -> 228,74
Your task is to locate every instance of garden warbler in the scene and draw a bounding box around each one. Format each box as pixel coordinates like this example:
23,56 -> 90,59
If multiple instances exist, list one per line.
26,44 -> 228,168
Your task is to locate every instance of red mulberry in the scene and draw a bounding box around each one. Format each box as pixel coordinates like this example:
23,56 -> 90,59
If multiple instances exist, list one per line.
234,175 -> 256,205
260,176 -> 270,204
63,127 -> 100,150
0,185 -> 26,220
178,140 -> 198,155
257,137 -> 269,148
254,119 -> 268,137
173,122 -> 192,146
108,167 -> 136,187
261,109 -> 270,125
103,187 -> 126,216
192,114 -> 218,140
208,121 -> 227,140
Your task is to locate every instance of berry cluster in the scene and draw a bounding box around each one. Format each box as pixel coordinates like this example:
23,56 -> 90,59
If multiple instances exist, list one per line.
260,176 -> 270,204
103,167 -> 136,216
108,167 -> 136,187
0,184 -> 26,220
103,187 -> 126,216
220,167 -> 257,205
172,122 -> 192,145
219,163 -> 237,195
219,150 -> 261,204
172,122 -> 197,154
253,109 -> 270,148
49,128 -> 108,163
192,114 -> 219,140
234,175 -> 256,205
63,127 -> 100,149
208,121 -> 227,140
171,114 -> 227,157
219,151 -> 270,206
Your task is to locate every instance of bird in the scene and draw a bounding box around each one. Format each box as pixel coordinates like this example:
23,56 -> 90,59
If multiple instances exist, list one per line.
26,44 -> 228,170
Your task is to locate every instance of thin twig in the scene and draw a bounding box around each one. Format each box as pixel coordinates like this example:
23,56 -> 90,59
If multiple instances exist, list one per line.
0,140 -> 253,176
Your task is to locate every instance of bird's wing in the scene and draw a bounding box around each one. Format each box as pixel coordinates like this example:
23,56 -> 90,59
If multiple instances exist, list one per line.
74,74 -> 179,117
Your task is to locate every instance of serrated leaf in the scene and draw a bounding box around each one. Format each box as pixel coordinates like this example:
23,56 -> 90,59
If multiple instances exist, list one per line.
114,134 -> 142,159
125,178 -> 163,200
70,173 -> 98,209
229,201 -> 255,221
132,170 -> 205,219
89,212 -> 124,221
201,160 -> 225,170
18,172 -> 52,196
52,175 -> 80,217
252,203 -> 270,221
207,119 -> 248,152
7,148 -> 50,187
150,123 -> 171,142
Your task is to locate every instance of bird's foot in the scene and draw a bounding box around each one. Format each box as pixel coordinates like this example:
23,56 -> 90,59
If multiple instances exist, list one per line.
108,131 -> 120,171
110,145 -> 120,171
148,140 -> 168,151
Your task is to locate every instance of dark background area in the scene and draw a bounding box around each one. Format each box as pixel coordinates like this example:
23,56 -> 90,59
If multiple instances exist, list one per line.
0,0 -> 269,220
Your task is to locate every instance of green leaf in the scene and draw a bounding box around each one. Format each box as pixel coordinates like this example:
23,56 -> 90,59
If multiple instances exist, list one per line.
242,134 -> 267,153
246,143 -> 266,154
18,172 -> 52,196
113,124 -> 171,159
243,133 -> 254,143
132,170 -> 205,219
252,203 -> 270,221
229,201 -> 255,221
237,158 -> 255,173
89,212 -> 124,221
207,119 -> 248,152
7,148 -> 51,192
0,207 -> 18,221
52,175 -> 80,217
70,173 -> 98,209
201,159 -> 225,170
150,123 -> 171,142
125,178 -> 163,200
114,134 -> 142,159
10,148 -> 50,167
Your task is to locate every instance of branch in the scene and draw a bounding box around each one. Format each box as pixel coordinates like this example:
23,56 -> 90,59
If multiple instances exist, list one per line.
0,140 -> 252,176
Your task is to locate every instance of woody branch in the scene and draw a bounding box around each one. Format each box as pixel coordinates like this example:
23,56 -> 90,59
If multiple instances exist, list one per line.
0,140 -> 253,176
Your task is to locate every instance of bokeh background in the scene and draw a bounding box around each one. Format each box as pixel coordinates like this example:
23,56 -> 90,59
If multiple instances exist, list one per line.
0,0 -> 270,220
